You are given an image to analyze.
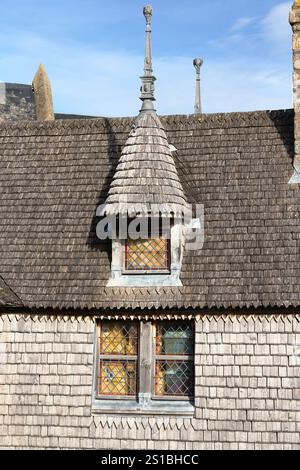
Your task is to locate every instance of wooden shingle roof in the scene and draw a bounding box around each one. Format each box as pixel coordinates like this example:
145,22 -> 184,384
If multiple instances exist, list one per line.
0,109 -> 298,310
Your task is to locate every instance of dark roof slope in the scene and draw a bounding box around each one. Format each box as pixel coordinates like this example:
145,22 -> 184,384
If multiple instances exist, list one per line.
0,275 -> 22,307
0,110 -> 298,310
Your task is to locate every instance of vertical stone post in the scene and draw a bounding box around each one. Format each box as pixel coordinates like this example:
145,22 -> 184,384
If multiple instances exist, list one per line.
140,5 -> 156,113
290,1 -> 300,181
193,58 -> 203,114
32,64 -> 55,122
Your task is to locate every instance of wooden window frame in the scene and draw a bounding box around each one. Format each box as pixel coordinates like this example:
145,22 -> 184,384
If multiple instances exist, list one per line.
152,322 -> 194,401
93,320 -> 195,415
96,321 -> 139,400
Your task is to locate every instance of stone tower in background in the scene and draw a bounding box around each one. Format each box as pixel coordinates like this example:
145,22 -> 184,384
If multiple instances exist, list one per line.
32,64 -> 55,121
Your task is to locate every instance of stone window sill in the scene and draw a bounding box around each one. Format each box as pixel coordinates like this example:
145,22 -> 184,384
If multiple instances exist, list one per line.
107,273 -> 182,287
91,398 -> 194,416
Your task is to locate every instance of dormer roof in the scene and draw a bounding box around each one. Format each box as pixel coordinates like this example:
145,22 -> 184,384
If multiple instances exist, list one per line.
102,111 -> 189,217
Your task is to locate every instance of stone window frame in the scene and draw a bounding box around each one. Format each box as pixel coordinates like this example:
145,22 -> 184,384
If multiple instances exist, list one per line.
123,237 -> 171,274
92,319 -> 195,416
106,220 -> 183,287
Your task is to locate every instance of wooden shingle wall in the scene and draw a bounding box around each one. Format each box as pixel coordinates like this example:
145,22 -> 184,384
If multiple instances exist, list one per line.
0,313 -> 300,450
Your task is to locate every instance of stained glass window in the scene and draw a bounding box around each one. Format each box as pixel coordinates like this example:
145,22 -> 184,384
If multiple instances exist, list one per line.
125,237 -> 170,272
99,360 -> 137,396
154,322 -> 194,398
98,322 -> 138,397
100,322 -> 138,356
96,320 -> 194,403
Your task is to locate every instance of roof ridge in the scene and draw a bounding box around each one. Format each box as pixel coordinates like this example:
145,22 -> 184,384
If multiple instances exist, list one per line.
161,109 -> 294,128
0,109 -> 293,133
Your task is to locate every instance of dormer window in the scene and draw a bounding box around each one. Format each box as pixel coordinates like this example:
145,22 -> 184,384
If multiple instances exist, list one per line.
98,4 -> 189,288
105,216 -> 183,287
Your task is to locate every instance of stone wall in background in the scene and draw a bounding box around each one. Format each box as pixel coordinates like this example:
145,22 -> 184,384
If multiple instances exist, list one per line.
0,82 -> 96,121
0,84 -> 36,121
0,312 -> 300,450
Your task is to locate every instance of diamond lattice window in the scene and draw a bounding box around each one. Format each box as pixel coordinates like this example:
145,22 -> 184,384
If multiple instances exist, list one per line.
125,237 -> 170,272
98,322 -> 138,397
96,320 -> 194,404
154,322 -> 194,398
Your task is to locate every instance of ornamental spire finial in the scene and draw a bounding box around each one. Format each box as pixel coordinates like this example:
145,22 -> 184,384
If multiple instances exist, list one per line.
140,5 -> 156,113
193,58 -> 203,114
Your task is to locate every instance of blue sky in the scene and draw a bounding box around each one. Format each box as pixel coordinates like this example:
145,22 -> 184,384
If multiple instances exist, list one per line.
0,0 -> 294,116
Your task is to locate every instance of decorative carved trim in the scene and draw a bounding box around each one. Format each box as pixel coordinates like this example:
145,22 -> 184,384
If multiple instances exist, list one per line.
197,313 -> 300,323
1,311 -> 300,324
0,313 -> 94,323
91,415 -> 193,431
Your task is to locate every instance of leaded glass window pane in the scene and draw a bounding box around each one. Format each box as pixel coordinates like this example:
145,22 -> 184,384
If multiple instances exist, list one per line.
99,360 -> 137,396
155,360 -> 194,397
156,322 -> 194,355
100,322 -> 138,355
98,321 -> 138,397
125,237 -> 170,272
154,321 -> 194,398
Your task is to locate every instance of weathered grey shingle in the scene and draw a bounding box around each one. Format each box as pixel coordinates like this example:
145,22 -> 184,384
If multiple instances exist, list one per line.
0,109 -> 297,310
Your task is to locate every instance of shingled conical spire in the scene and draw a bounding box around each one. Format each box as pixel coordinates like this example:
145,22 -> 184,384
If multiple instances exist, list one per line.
102,6 -> 188,217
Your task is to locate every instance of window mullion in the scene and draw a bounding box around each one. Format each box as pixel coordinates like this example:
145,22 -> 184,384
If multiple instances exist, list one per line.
138,321 -> 153,406
99,354 -> 138,361
156,355 -> 193,361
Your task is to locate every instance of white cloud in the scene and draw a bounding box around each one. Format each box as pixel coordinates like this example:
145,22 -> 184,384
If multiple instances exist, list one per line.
202,58 -> 292,114
261,2 -> 291,48
232,16 -> 256,32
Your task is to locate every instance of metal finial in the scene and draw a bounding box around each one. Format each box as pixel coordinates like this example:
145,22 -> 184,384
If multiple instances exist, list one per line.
140,5 -> 156,113
193,58 -> 203,114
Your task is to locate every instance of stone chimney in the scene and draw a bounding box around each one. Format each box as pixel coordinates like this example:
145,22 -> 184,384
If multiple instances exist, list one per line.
290,1 -> 300,182
32,64 -> 55,121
